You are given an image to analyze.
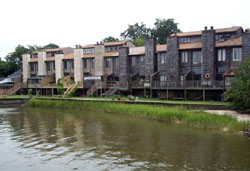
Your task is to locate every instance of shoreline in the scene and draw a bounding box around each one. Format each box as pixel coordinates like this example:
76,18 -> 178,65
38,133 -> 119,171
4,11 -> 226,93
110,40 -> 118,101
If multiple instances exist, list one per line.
25,98 -> 250,133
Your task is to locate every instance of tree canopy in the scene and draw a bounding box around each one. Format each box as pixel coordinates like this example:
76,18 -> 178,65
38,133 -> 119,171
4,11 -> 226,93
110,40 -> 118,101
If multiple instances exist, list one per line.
120,18 -> 181,46
0,43 -> 59,77
224,57 -> 250,110
103,36 -> 119,42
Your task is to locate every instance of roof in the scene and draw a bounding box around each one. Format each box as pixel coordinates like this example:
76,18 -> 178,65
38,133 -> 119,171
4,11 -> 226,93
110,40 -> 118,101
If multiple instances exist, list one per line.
104,41 -> 127,47
8,69 -> 22,78
216,37 -> 242,47
29,58 -> 38,62
83,53 -> 95,58
129,47 -> 145,56
173,26 -> 242,37
63,53 -> 74,59
82,41 -> 128,49
45,57 -> 55,62
156,44 -> 167,52
104,51 -> 119,57
179,42 -> 202,50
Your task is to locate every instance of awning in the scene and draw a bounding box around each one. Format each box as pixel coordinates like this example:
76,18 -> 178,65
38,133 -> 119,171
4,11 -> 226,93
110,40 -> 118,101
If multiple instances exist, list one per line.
0,78 -> 13,85
84,76 -> 102,81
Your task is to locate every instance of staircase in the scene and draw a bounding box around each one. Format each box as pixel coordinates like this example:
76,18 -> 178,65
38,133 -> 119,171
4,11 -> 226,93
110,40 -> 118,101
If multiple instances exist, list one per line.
86,84 -> 96,97
0,82 -> 25,96
63,82 -> 79,97
105,82 -> 118,96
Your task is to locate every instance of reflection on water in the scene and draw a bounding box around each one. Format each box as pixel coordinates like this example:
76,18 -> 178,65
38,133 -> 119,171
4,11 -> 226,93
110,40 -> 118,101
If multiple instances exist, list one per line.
0,107 -> 250,171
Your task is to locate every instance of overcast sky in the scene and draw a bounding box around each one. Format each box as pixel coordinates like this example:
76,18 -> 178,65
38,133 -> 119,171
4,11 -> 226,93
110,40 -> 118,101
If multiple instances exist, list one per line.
0,0 -> 249,59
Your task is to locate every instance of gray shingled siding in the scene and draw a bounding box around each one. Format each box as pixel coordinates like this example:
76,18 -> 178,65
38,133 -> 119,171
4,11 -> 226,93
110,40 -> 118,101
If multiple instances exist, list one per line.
202,29 -> 215,82
118,47 -> 130,89
242,33 -> 250,59
166,36 -> 179,83
145,38 -> 156,77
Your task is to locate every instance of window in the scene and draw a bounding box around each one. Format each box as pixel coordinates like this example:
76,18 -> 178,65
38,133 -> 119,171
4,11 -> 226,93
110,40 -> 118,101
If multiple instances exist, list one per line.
131,56 -> 136,66
83,59 -> 88,69
30,63 -> 35,72
91,59 -> 95,68
114,57 -> 119,67
64,61 -> 68,69
232,48 -> 242,61
181,37 -> 191,43
217,49 -> 226,61
140,56 -> 145,65
83,48 -> 95,54
160,75 -> 167,82
160,53 -> 167,64
225,77 -> 234,86
46,62 -> 51,71
181,51 -> 188,63
105,58 -> 111,68
192,51 -> 202,64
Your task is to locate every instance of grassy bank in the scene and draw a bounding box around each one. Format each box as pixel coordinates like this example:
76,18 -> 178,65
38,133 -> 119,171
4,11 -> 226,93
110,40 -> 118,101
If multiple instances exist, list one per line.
26,98 -> 249,131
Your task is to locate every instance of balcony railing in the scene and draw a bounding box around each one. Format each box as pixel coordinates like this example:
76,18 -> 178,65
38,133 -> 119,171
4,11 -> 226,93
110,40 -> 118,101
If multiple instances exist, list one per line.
132,80 -> 225,89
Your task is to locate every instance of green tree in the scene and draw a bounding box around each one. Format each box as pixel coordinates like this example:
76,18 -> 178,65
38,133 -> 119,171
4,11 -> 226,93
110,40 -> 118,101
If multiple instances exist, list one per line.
103,36 -> 119,42
224,57 -> 250,110
57,79 -> 64,95
133,37 -> 146,46
120,22 -> 151,41
43,43 -> 59,49
152,18 -> 181,44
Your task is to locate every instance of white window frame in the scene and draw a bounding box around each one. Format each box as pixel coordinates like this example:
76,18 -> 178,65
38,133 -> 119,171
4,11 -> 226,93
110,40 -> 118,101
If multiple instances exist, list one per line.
181,51 -> 188,63
232,48 -> 242,61
131,56 -> 136,66
192,51 -> 202,64
218,49 -> 226,61
83,48 -> 95,54
140,56 -> 145,65
160,53 -> 167,64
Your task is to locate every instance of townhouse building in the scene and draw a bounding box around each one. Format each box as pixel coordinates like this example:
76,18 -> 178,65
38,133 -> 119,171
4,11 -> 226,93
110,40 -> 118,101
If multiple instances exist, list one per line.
21,26 -> 250,100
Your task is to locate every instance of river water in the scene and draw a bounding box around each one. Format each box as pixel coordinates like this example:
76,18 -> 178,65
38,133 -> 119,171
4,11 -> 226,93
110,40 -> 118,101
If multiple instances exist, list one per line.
0,107 -> 250,171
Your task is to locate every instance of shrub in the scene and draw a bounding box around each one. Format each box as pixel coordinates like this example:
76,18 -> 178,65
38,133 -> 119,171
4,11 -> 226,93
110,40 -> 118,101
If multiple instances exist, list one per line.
57,79 -> 64,95
224,57 -> 250,110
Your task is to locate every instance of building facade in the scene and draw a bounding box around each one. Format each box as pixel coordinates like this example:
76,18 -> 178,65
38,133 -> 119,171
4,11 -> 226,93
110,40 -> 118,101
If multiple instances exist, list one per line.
22,26 -> 250,100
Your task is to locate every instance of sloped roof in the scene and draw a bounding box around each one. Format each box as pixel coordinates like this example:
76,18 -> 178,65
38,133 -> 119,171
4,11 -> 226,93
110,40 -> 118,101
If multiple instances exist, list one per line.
104,51 -> 119,57
216,37 -> 242,47
82,41 -> 129,49
83,53 -> 95,58
45,57 -> 55,62
179,42 -> 202,50
156,44 -> 167,52
129,46 -> 145,56
173,26 -> 242,37
63,53 -> 74,59
8,69 -> 22,78
29,58 -> 38,62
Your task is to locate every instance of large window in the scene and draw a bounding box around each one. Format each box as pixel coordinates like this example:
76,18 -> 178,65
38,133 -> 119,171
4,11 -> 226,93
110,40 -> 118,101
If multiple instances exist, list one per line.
105,58 -> 111,68
46,62 -> 51,71
140,56 -> 145,65
192,51 -> 202,64
232,48 -> 242,61
83,48 -> 95,54
83,59 -> 88,69
217,49 -> 226,61
181,51 -> 188,63
91,59 -> 95,68
160,53 -> 167,64
131,56 -> 136,66
113,57 -> 119,67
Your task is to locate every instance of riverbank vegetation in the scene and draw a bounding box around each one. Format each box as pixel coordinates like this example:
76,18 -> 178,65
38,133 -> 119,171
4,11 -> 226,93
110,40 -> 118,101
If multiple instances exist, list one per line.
26,98 -> 249,132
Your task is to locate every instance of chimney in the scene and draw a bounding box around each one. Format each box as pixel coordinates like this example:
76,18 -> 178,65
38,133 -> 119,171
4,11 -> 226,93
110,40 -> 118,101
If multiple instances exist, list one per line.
211,26 -> 214,30
205,26 -> 207,30
96,41 -> 99,45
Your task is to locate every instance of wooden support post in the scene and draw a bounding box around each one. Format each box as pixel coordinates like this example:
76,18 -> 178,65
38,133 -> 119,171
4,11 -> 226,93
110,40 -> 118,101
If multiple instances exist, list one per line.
184,89 -> 187,100
52,88 -> 54,96
166,89 -> 169,100
203,89 -> 206,101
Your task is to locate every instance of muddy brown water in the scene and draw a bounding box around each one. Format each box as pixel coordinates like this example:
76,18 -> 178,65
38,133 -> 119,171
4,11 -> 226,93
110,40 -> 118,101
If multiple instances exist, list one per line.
0,107 -> 250,171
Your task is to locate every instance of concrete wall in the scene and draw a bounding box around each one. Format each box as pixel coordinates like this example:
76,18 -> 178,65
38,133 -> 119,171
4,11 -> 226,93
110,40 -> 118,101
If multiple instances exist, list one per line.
94,44 -> 105,76
74,48 -> 83,83
38,51 -> 46,76
55,54 -> 63,83
22,54 -> 30,83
